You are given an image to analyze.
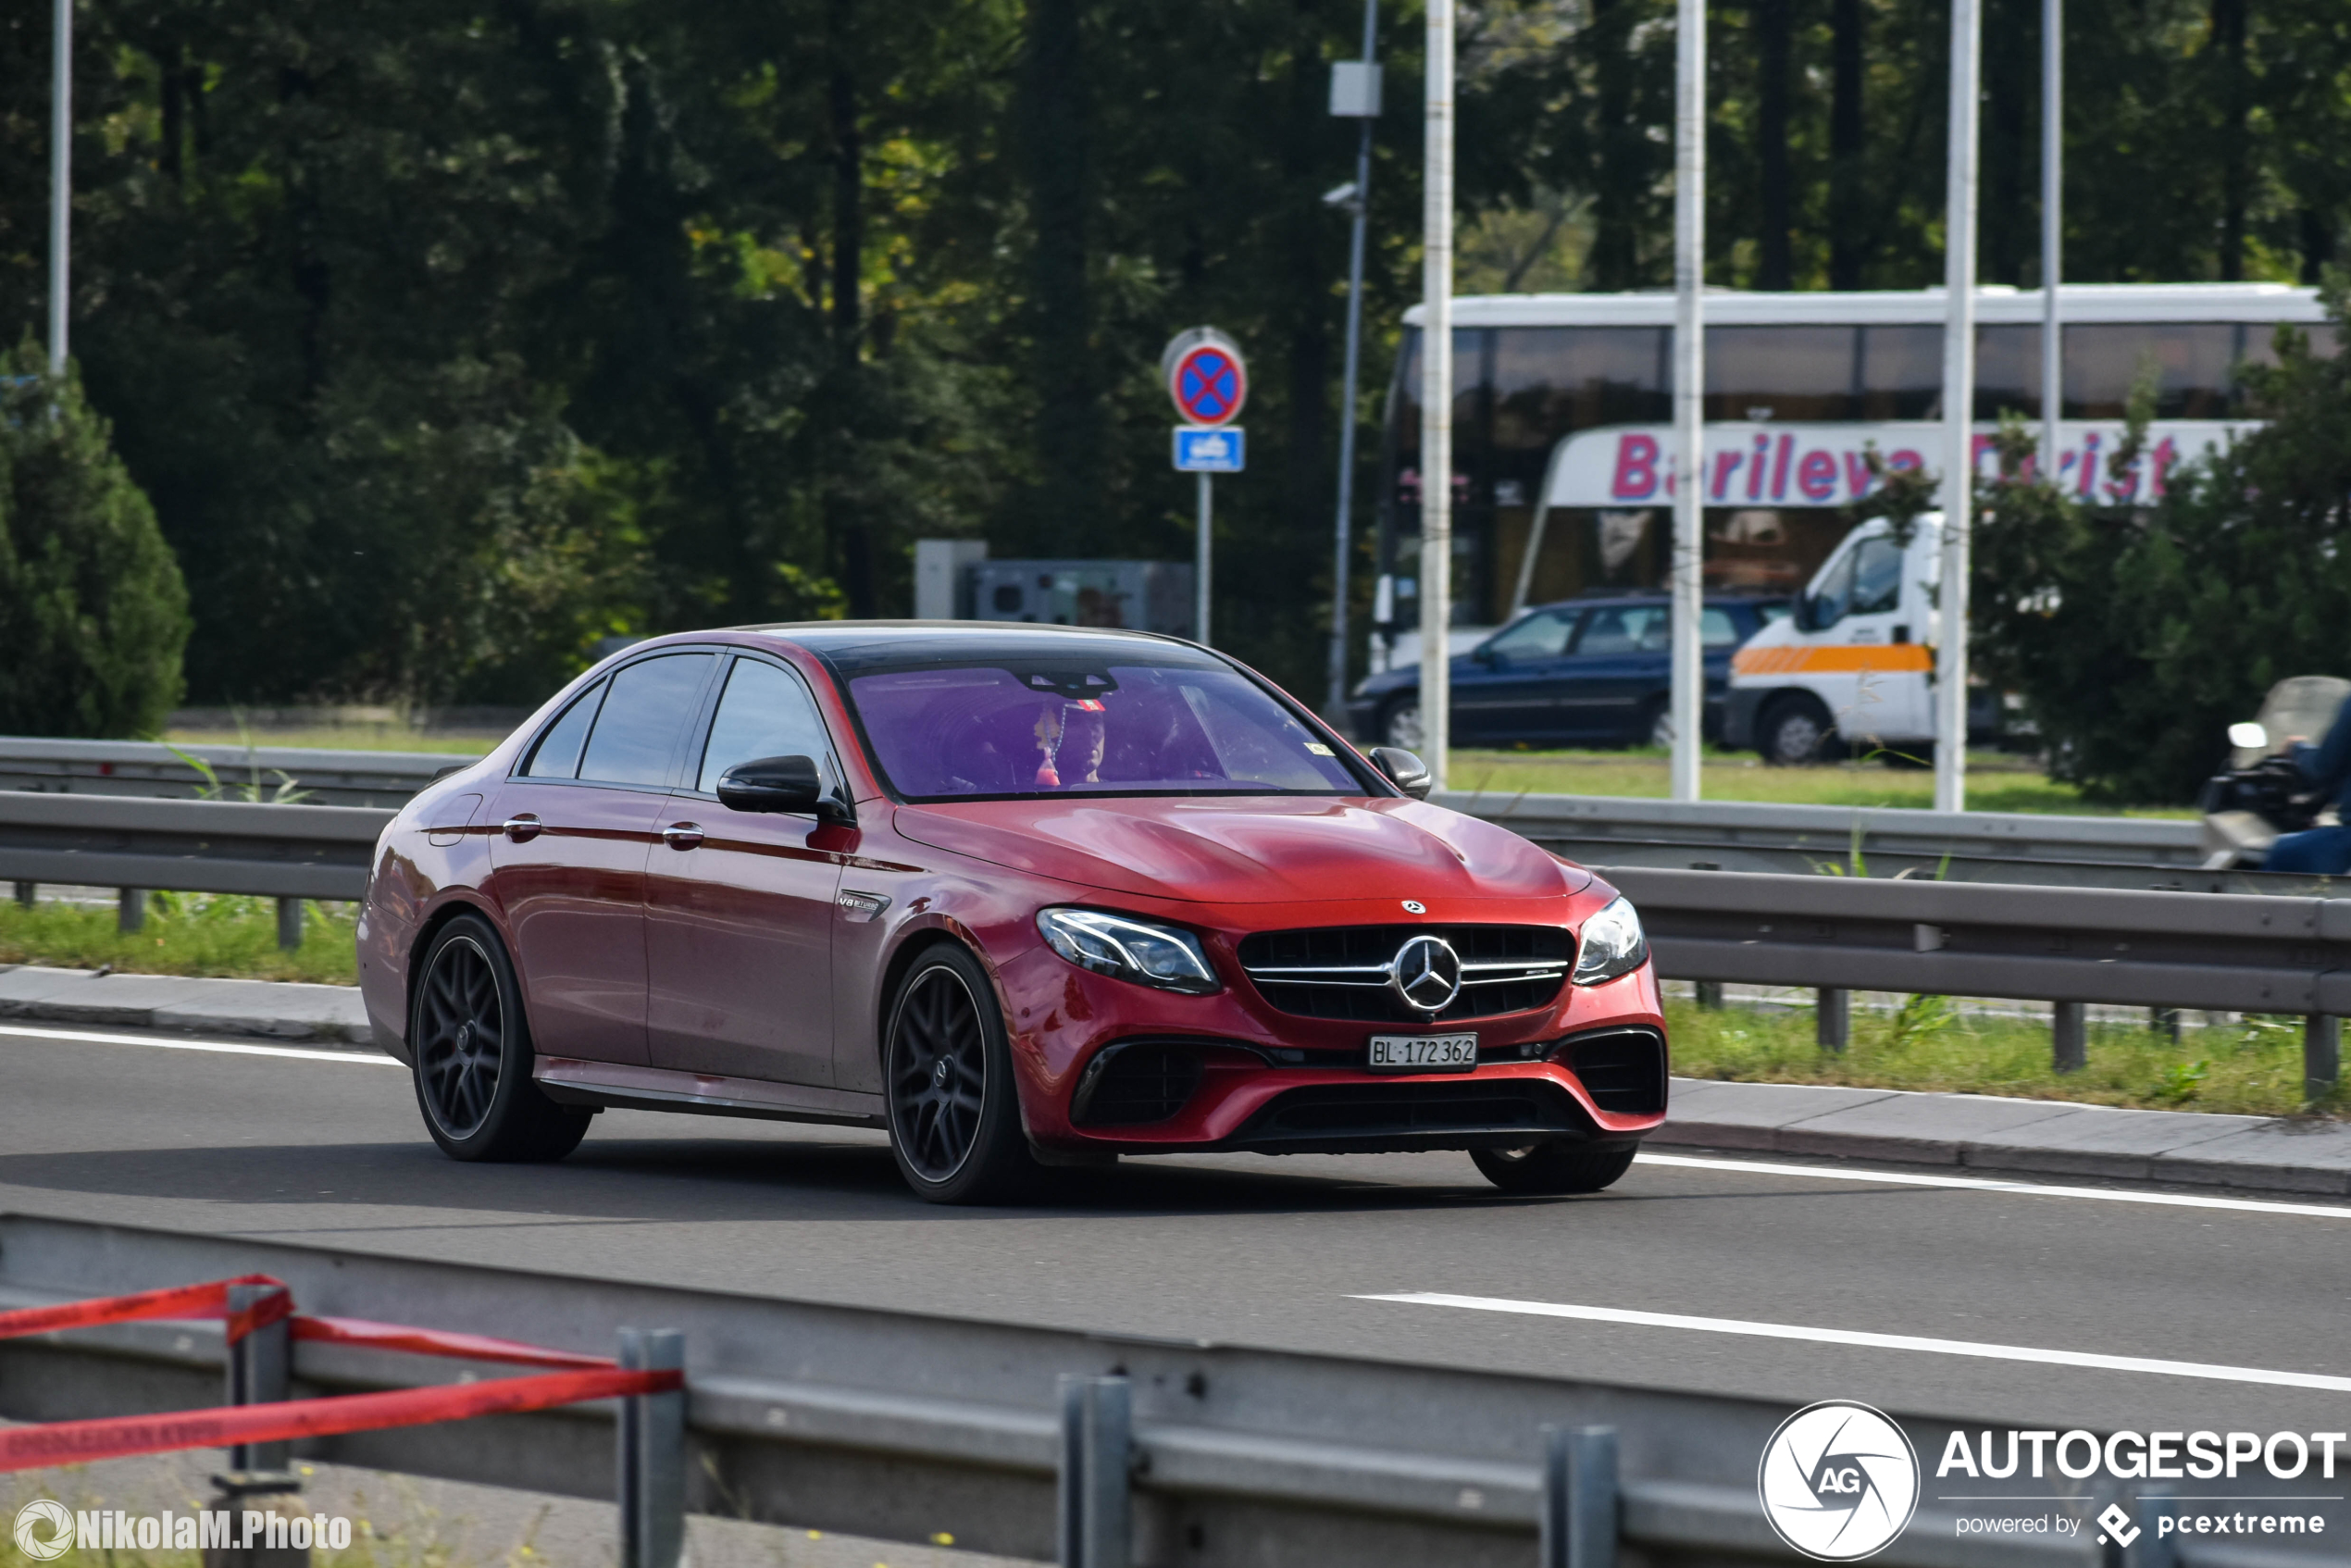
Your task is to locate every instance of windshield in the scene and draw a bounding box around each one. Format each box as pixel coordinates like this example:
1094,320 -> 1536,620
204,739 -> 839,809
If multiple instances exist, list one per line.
840,655 -> 1369,802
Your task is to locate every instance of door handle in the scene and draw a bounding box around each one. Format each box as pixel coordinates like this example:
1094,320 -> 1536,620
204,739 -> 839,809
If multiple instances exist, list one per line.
502,815 -> 542,842
662,822 -> 705,851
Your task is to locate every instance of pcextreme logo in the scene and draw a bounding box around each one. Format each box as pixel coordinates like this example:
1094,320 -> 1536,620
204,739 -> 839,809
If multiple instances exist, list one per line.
1758,1400 -> 1922,1562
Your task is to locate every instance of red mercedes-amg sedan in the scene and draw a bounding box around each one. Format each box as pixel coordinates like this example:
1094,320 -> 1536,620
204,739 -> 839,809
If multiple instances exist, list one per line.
356,624 -> 1667,1202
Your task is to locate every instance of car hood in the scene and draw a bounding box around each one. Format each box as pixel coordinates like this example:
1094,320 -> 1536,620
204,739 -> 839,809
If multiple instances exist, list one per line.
891,795 -> 1589,905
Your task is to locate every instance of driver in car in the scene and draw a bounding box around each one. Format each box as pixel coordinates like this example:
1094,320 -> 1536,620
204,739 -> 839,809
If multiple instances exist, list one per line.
2265,699 -> 2351,874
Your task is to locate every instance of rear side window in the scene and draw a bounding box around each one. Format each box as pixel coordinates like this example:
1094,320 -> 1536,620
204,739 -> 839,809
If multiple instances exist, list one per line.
523,681 -> 604,778
1484,610 -> 1574,665
578,653 -> 716,787
698,659 -> 837,793
1576,605 -> 1669,654
1701,607 -> 1739,648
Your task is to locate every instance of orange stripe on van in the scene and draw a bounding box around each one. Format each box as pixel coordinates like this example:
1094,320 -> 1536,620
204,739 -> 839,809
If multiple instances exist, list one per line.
1732,643 -> 1934,676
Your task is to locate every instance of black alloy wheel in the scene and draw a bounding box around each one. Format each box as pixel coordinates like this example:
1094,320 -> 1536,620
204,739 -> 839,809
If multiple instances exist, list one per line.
1471,1140 -> 1637,1195
411,913 -> 590,1163
883,944 -> 1036,1203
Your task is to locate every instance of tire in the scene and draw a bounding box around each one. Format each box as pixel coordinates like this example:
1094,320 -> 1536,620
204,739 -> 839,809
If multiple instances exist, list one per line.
882,943 -> 1038,1204
1471,1141 -> 1637,1195
1637,698 -> 1673,751
410,913 -> 591,1163
1380,698 -> 1424,751
1758,695 -> 1837,766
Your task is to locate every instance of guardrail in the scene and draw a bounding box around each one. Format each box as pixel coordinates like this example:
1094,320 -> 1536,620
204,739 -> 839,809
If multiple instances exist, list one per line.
0,737 -> 464,809
0,1213 -> 2301,1568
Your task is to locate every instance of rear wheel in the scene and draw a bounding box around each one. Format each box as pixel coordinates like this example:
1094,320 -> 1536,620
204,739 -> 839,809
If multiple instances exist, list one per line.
1380,698 -> 1424,751
1637,698 -> 1673,750
1759,695 -> 1837,766
411,913 -> 590,1162
1471,1141 -> 1636,1195
883,944 -> 1037,1204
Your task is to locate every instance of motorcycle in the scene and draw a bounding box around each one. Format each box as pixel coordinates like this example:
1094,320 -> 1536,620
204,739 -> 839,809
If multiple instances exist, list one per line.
2197,675 -> 2351,869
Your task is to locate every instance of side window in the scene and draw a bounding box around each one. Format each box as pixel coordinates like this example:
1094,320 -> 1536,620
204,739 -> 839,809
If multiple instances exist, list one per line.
1576,605 -> 1668,655
1483,610 -> 1574,665
698,659 -> 838,793
522,681 -> 604,778
1850,537 -> 1904,616
1700,607 -> 1739,648
1805,550 -> 1858,630
578,653 -> 716,787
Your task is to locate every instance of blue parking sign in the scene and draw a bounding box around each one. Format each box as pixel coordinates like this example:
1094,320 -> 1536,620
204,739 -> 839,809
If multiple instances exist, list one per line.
1174,426 -> 1246,473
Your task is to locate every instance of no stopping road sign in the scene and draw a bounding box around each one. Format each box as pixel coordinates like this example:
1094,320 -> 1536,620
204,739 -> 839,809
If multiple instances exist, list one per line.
1161,328 -> 1248,427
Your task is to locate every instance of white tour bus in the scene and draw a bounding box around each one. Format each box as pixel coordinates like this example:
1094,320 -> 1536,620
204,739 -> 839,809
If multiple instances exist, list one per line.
1373,283 -> 2332,759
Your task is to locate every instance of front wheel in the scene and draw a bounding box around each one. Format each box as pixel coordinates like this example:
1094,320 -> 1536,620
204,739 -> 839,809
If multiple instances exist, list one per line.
1471,1141 -> 1636,1195
1380,698 -> 1424,751
1759,696 -> 1838,766
411,913 -> 590,1162
883,944 -> 1037,1204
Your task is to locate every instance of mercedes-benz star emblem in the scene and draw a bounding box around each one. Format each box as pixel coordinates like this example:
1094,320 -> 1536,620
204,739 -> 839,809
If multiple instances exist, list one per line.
1387,934 -> 1462,1014
1400,900 -> 1426,915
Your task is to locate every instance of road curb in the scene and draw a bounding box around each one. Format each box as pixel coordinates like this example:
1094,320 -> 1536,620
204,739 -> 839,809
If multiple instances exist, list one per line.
0,964 -> 372,1045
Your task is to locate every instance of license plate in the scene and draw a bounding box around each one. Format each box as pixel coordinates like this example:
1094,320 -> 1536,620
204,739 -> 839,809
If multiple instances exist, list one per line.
1367,1033 -> 1478,1072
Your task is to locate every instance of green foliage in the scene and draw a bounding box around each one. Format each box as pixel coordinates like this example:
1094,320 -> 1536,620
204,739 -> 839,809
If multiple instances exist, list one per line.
1970,280 -> 2351,803
0,894 -> 360,985
0,344 -> 190,737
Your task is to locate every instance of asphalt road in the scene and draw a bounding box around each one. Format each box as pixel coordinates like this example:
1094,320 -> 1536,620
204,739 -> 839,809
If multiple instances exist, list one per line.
4,1021 -> 2346,1441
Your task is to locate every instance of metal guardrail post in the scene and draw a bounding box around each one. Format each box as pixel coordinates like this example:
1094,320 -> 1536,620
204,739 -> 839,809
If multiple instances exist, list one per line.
618,1327 -> 686,1568
1057,1374 -> 1131,1568
1538,1424 -> 1617,1568
2306,1014 -> 2340,1100
1693,981 -> 1723,1011
10,880 -> 30,907
1816,988 -> 1849,1052
2053,1001 -> 2088,1073
2149,1006 -> 2181,1040
276,897 -> 304,952
118,888 -> 146,933
223,1282 -> 292,1473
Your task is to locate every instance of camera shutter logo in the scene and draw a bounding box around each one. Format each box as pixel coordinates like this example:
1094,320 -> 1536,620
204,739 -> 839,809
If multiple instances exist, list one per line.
15,1500 -> 73,1562
1757,1400 -> 1920,1561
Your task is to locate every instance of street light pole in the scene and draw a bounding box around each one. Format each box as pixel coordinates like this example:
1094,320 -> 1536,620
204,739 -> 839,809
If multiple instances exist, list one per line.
1668,0 -> 1707,803
1934,0 -> 1984,814
48,0 -> 72,374
1325,0 -> 1381,720
1418,0 -> 1453,789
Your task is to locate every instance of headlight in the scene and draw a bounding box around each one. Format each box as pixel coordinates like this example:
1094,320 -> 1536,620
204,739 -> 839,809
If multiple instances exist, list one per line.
1037,908 -> 1221,995
1572,896 -> 1648,986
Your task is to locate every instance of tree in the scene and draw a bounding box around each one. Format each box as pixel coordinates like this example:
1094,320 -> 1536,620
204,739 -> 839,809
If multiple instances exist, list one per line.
0,346 -> 191,737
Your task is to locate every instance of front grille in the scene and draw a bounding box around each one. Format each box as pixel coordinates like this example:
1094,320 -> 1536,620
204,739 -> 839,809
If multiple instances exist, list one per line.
1231,1079 -> 1589,1150
1566,1027 -> 1669,1114
1071,1043 -> 1206,1126
1237,925 -> 1574,1023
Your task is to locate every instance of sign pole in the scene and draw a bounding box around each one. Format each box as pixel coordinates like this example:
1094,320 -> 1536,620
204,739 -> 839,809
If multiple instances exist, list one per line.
1196,472 -> 1213,645
2041,0 -> 2062,472
48,0 -> 71,374
1418,0 -> 1453,790
1935,0 -> 1984,814
1668,0 -> 1706,803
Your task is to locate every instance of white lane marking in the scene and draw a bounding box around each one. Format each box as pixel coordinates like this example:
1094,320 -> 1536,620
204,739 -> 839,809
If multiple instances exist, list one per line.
1637,1151 -> 2351,1221
1358,1292 -> 2351,1394
0,1021 -> 399,1066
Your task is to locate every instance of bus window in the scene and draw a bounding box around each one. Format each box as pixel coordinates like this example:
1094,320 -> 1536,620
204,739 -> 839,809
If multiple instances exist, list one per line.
1491,327 -> 1668,453
1973,324 -> 2046,419
1707,327 -> 1857,421
2065,323 -> 2242,417
1858,326 -> 1942,418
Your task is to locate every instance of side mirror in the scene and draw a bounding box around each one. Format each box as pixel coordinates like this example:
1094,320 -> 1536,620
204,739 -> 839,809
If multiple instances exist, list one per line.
1369,746 -> 1433,800
716,754 -> 854,825
2228,721 -> 2269,751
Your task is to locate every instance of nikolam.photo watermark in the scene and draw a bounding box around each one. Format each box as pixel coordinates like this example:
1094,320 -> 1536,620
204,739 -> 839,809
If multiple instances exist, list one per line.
13,1498 -> 355,1559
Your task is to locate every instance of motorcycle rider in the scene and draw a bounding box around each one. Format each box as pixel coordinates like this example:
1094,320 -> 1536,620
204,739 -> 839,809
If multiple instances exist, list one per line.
2263,699 -> 2351,874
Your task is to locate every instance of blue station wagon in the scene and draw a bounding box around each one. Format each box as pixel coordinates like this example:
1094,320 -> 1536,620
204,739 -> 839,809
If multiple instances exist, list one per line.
1347,594 -> 1789,752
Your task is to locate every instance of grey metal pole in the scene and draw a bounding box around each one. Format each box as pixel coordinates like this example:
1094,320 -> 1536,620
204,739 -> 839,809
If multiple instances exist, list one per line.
1668,0 -> 1707,803
118,888 -> 145,933
1817,988 -> 1850,1052
1325,0 -> 1380,717
2040,0 -> 2062,473
223,1282 -> 292,1474
2307,1014 -> 2340,1101
617,1328 -> 686,1568
1539,1425 -> 1619,1568
1057,1375 -> 1132,1568
49,0 -> 71,374
276,898 -> 305,952
1934,0 -> 1984,814
1195,473 -> 1212,646
1418,0 -> 1454,789
2053,1000 -> 2087,1073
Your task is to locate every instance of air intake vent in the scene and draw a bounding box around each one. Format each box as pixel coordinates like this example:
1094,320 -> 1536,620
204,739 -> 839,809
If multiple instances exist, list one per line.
1072,1043 -> 1205,1126
1236,925 -> 1572,1023
1568,1027 -> 1668,1114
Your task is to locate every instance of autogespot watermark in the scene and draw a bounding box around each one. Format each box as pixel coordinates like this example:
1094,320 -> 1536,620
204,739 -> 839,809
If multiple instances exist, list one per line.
13,1499 -> 355,1559
1759,1406 -> 2348,1562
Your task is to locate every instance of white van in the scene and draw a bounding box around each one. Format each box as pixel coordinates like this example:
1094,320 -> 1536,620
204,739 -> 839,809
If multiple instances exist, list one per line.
1723,512 -> 2000,764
